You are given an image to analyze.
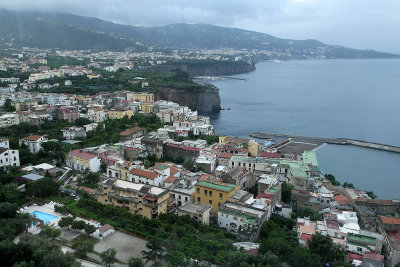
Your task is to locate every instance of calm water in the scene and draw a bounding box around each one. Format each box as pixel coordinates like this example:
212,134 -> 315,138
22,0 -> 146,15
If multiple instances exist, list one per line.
208,59 -> 400,199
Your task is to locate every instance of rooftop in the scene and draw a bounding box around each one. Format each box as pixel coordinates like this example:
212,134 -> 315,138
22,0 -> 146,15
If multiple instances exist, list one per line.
347,233 -> 376,245
69,149 -> 98,160
179,202 -> 211,214
130,168 -> 159,180
196,181 -> 237,192
302,151 -> 319,166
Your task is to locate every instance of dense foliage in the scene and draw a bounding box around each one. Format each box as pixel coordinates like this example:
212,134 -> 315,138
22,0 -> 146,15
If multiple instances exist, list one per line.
0,202 -> 80,266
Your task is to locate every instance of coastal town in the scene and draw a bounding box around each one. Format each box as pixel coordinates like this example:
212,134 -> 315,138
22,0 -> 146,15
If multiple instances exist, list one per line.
0,48 -> 399,267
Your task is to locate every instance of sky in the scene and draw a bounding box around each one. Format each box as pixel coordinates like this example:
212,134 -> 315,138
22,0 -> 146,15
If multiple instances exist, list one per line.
1,0 -> 399,53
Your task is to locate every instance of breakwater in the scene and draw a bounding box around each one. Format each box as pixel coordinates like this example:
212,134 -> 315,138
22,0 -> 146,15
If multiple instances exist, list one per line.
250,132 -> 400,154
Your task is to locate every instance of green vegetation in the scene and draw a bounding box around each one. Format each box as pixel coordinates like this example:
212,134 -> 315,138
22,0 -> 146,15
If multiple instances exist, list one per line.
295,207 -> 322,221
169,131 -> 219,145
77,171 -> 100,189
281,181 -> 294,203
0,202 -> 80,266
366,191 -> 378,199
2,99 -> 15,112
343,182 -> 355,189
71,235 -> 97,257
259,214 -> 350,267
26,176 -> 61,199
100,248 -> 118,267
325,173 -> 340,186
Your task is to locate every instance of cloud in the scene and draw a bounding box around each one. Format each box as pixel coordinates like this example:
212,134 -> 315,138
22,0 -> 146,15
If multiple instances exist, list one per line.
0,0 -> 399,52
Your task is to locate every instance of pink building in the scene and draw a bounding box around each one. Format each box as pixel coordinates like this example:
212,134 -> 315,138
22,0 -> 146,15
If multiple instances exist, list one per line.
58,108 -> 80,122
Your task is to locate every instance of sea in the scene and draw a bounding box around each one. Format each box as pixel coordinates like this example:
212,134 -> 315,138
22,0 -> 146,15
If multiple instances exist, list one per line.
207,59 -> 400,200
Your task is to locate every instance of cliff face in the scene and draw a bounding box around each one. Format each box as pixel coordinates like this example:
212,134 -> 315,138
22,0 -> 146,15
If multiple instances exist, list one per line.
143,61 -> 255,76
157,87 -> 221,113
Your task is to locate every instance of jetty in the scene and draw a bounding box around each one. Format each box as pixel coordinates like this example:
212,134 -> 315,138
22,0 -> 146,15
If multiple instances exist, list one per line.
250,132 -> 400,154
221,76 -> 247,81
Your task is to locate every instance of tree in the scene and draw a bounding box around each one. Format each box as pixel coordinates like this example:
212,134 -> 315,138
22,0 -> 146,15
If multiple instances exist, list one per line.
41,226 -> 61,239
324,174 -> 340,186
343,182 -> 355,188
296,207 -> 322,221
165,251 -> 187,266
71,220 -> 86,231
366,191 -> 377,199
128,257 -> 144,267
72,239 -> 94,257
84,224 -> 96,235
100,248 -> 117,267
74,117 -> 91,127
58,216 -> 74,228
142,235 -> 164,263
308,232 -> 346,264
100,163 -> 108,173
281,181 -> 294,203
25,177 -> 60,198
3,99 -> 16,112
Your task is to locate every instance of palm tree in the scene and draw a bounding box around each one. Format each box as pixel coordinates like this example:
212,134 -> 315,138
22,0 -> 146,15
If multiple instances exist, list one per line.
141,235 -> 164,263
100,248 -> 117,267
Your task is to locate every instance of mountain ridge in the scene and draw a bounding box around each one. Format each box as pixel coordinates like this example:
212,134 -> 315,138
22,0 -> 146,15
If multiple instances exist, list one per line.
0,9 -> 398,59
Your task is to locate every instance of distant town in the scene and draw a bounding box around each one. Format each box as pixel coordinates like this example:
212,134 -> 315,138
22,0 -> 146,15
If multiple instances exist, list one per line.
0,47 -> 399,267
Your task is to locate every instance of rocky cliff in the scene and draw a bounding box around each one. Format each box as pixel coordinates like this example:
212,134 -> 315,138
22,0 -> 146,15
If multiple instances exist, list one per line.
143,61 -> 255,76
156,87 -> 221,113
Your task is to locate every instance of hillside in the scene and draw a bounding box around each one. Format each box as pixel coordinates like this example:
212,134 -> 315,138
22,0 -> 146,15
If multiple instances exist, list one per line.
0,9 -> 398,59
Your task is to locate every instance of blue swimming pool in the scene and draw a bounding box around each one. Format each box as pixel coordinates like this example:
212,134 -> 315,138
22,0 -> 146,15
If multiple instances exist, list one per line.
30,210 -> 58,224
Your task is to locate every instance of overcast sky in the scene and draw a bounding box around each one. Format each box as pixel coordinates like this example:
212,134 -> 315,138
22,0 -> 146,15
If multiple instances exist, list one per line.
1,0 -> 399,53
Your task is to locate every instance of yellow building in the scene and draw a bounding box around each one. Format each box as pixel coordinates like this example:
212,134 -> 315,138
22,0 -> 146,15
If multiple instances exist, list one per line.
247,140 -> 259,157
107,108 -> 134,120
66,149 -> 101,172
97,179 -> 171,219
12,100 -> 39,111
132,92 -> 154,103
140,102 -> 154,113
194,181 -> 240,215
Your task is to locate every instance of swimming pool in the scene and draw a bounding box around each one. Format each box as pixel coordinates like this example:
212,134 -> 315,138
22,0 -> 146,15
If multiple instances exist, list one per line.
30,210 -> 58,224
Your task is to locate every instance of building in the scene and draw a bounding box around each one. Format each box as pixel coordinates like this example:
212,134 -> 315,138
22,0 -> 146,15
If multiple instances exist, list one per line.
221,167 -> 251,189
12,99 -> 39,111
0,113 -> 20,128
129,168 -> 163,187
66,149 -> 101,172
218,202 -> 267,241
107,108 -> 134,120
219,136 -> 259,157
84,108 -> 108,122
346,233 -> 378,255
378,216 -> 400,266
131,92 -> 154,103
120,126 -> 145,141
140,102 -> 154,113
58,108 -> 80,122
178,202 -> 212,225
97,179 -> 171,219
0,147 -> 20,167
20,135 -> 47,153
61,126 -> 86,140
194,181 -> 240,215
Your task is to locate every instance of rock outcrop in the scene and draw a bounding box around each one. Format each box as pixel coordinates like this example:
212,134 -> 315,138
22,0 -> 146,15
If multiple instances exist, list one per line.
157,87 -> 221,113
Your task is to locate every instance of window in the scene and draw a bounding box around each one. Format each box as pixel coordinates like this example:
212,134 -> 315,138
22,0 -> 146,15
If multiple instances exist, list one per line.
209,191 -> 212,196
357,247 -> 362,252
197,188 -> 200,194
209,200 -> 212,204
204,189 -> 208,196
197,197 -> 200,203
219,193 -> 223,199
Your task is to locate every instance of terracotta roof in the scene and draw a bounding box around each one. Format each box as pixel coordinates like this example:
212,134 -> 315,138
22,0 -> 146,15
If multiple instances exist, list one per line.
199,173 -> 211,181
0,147 -> 8,154
347,253 -> 363,262
130,168 -> 159,179
69,149 -> 97,160
98,224 -> 113,233
144,196 -> 157,202
299,225 -> 316,235
259,152 -> 281,158
379,216 -> 400,225
364,252 -> 384,262
165,175 -> 177,183
334,194 -> 351,205
120,127 -> 143,137
24,135 -> 43,141
219,152 -> 234,159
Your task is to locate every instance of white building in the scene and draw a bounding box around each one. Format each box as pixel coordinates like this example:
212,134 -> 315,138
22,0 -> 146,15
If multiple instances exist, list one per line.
129,168 -> 163,187
0,113 -> 20,128
61,126 -> 86,140
0,142 -> 20,167
66,149 -> 101,172
20,135 -> 48,153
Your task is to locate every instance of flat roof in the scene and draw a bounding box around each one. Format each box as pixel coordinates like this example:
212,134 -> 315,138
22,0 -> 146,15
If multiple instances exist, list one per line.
196,181 -> 237,192
113,180 -> 165,196
302,151 -> 319,166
